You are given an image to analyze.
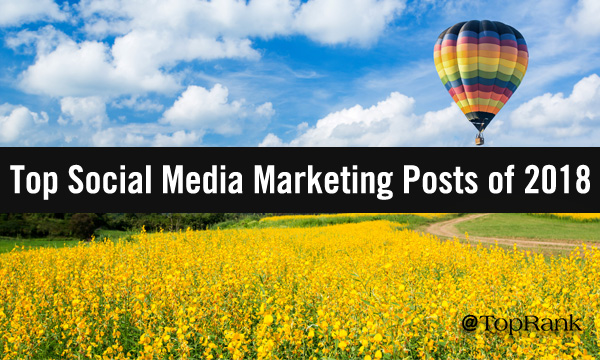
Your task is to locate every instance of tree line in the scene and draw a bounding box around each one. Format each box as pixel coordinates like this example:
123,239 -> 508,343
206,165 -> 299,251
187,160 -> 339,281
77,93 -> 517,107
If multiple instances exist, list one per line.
0,213 -> 254,240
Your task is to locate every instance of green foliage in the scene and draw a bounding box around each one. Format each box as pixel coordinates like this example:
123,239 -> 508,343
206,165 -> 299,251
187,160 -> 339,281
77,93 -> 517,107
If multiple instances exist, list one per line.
210,214 -> 264,229
0,213 -> 72,238
103,213 -> 248,232
69,213 -> 99,240
0,213 -> 260,239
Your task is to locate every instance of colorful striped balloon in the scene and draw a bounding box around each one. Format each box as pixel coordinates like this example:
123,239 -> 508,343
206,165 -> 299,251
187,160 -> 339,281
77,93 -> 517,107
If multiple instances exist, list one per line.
434,20 -> 528,132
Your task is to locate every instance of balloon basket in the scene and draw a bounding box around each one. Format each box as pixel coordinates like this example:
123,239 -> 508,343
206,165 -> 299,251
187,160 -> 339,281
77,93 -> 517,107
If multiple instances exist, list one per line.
475,135 -> 484,146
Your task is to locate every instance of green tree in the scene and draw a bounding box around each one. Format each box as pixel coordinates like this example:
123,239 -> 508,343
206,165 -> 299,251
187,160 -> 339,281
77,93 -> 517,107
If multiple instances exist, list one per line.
69,213 -> 98,240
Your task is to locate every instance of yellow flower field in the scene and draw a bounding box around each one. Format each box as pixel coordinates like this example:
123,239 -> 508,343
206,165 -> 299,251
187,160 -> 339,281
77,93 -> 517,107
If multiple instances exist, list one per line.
1,221 -> 599,359
543,214 -> 600,222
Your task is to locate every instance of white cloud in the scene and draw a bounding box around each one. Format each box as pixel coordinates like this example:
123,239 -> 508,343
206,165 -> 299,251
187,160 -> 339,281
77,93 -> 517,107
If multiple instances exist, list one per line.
5,25 -> 70,55
77,0 -> 404,44
17,27 -> 257,98
0,106 -> 33,142
19,37 -> 180,97
255,102 -> 275,118
82,74 -> 600,148
91,128 -> 147,147
90,128 -> 118,147
33,112 -> 49,125
260,92 -> 472,146
259,133 -> 287,147
14,0 -> 404,99
0,104 -> 48,143
260,75 -> 600,147
567,0 -> 600,36
110,28 -> 260,74
162,84 -> 273,135
112,96 -> 164,112
89,125 -> 202,147
153,131 -> 200,147
52,83 -> 273,147
89,124 -> 161,146
510,74 -> 600,138
0,0 -> 66,27
76,0 -> 295,39
82,18 -> 131,39
59,96 -> 107,128
294,0 -> 405,45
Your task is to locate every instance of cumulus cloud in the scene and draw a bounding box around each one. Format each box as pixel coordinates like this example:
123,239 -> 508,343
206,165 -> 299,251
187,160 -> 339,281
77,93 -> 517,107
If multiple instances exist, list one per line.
88,123 -> 161,147
109,28 -> 259,73
162,84 -> 274,135
76,0 -> 295,39
81,74 -> 600,148
255,102 -> 276,118
260,74 -> 600,147
89,125 -> 202,147
0,0 -> 66,27
49,83 -> 273,147
112,96 -> 164,113
294,0 -> 405,45
153,131 -> 201,147
77,0 -> 404,44
510,74 -> 600,138
5,25 -> 70,55
13,0 -> 405,99
0,106 -> 34,143
260,92 -> 472,147
17,28 -> 257,97
0,104 -> 48,144
259,133 -> 287,147
19,36 -> 180,97
91,128 -> 147,147
567,0 -> 600,36
59,96 -> 108,128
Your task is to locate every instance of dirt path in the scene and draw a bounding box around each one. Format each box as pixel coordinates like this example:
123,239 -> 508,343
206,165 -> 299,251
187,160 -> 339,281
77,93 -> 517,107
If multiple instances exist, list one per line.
424,214 -> 592,252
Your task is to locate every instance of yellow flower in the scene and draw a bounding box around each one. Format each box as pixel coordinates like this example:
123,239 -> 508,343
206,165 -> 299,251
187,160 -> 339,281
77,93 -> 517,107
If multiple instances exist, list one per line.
264,314 -> 274,326
0,218 -> 597,359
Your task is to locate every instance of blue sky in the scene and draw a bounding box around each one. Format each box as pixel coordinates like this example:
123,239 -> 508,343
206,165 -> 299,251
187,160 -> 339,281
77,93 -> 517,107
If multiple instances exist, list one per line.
0,0 -> 599,146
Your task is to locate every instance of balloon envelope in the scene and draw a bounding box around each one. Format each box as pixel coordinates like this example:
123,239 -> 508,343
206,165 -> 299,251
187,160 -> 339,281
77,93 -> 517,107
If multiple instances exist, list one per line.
434,20 -> 528,131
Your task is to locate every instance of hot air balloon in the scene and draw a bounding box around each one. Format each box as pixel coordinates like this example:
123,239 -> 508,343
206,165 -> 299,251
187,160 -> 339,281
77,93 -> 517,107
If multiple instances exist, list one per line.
434,20 -> 528,145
